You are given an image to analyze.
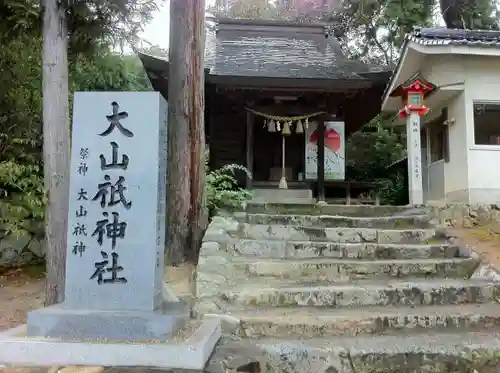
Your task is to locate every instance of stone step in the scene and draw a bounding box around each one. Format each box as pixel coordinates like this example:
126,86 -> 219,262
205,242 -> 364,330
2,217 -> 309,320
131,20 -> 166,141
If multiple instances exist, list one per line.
238,224 -> 446,244
235,257 -> 478,280
232,303 -> 500,338
241,213 -> 433,229
243,331 -> 500,373
222,278 -> 500,308
234,239 -> 460,259
245,201 -> 427,217
251,188 -> 313,203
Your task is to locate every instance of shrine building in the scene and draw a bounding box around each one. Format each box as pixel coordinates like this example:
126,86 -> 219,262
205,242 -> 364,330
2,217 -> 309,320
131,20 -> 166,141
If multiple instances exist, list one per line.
139,17 -> 391,202
382,27 -> 500,205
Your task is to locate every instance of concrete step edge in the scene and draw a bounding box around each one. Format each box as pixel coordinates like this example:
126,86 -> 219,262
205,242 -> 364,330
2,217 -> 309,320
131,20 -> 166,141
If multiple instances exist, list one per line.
252,330 -> 500,359
236,239 -> 452,247
207,332 -> 500,373
226,277 -> 500,290
232,257 -> 474,265
244,213 -> 432,220
230,303 -> 500,320
240,224 -> 440,233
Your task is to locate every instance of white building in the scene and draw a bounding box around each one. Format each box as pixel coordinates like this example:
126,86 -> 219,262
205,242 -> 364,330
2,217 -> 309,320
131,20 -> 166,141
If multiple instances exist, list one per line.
382,27 -> 500,205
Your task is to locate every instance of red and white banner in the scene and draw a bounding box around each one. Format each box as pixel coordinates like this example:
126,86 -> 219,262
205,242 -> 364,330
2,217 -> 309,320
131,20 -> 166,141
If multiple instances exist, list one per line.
305,120 -> 345,180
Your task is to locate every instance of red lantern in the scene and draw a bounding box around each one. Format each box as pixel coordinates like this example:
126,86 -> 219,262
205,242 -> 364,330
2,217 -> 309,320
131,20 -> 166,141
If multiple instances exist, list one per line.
397,78 -> 435,118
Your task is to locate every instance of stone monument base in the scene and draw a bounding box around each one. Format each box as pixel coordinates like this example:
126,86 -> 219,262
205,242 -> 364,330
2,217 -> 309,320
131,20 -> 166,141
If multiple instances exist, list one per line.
0,319 -> 221,370
26,301 -> 189,342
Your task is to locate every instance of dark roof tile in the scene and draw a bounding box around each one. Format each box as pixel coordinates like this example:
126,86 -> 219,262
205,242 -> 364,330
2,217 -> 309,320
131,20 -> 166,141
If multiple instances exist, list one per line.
205,18 -> 390,80
409,27 -> 500,47
383,27 -> 500,102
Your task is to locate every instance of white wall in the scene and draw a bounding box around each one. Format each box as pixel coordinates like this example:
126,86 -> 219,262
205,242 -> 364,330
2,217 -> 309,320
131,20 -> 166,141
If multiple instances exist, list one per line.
421,56 -> 469,202
427,160 -> 445,201
445,93 -> 469,201
387,52 -> 500,204
464,56 -> 500,203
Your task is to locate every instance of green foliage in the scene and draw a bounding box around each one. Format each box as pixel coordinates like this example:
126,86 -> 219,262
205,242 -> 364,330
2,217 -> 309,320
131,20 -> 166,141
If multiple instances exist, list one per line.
346,116 -> 407,205
209,0 -> 279,20
346,127 -> 405,181
0,0 -> 161,53
0,31 -> 151,237
0,33 -> 45,236
0,0 -> 157,240
376,168 -> 408,205
205,155 -> 251,216
440,0 -> 499,30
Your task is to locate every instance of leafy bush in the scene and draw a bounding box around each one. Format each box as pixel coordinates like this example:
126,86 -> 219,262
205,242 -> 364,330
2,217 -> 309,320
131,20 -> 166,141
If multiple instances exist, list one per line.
346,124 -> 408,205
205,154 -> 251,216
375,169 -> 408,205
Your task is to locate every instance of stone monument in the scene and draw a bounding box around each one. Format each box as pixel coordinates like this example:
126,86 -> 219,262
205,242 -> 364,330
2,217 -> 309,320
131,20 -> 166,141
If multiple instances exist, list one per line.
0,92 -> 221,369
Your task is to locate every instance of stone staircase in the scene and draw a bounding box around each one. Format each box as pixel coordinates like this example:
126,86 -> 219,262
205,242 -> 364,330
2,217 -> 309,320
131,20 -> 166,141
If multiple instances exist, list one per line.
197,202 -> 500,373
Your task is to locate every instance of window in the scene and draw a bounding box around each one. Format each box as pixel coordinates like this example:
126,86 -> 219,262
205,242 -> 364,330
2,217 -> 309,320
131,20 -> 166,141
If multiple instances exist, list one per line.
474,102 -> 500,145
428,109 -> 450,163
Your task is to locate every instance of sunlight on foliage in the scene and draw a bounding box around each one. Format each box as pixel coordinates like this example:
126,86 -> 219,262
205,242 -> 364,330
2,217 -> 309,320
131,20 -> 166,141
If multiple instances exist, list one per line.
0,32 -> 151,240
205,152 -> 251,216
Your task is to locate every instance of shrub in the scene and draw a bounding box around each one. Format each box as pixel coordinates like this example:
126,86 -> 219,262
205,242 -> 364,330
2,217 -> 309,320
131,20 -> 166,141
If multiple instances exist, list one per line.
0,134 -> 45,237
205,154 -> 251,216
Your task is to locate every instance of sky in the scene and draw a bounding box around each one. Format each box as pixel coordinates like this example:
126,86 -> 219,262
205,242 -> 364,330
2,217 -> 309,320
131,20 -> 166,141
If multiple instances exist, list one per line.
139,1 -> 445,51
140,0 -> 216,50
140,1 -> 170,49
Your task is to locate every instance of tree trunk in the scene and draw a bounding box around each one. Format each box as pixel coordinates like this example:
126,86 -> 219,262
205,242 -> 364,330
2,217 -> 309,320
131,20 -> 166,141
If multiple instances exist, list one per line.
166,0 -> 194,265
188,0 -> 207,264
42,0 -> 70,306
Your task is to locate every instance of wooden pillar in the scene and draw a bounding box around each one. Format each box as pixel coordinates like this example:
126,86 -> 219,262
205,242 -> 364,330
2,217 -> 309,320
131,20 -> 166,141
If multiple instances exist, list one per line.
246,110 -> 254,188
43,0 -> 70,305
317,115 -> 326,202
166,0 -> 206,265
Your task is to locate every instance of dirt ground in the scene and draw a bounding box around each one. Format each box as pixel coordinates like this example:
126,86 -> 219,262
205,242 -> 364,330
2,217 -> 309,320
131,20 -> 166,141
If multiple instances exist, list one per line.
448,224 -> 500,269
0,264 -> 194,373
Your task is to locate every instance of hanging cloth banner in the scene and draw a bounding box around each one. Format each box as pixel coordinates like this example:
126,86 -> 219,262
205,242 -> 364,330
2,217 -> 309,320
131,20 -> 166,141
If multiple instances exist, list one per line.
245,107 -> 325,135
305,120 -> 345,181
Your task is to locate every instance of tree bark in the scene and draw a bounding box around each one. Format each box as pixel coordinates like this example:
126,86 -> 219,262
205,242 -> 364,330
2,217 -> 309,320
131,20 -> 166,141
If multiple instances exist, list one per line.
188,0 -> 207,264
42,0 -> 70,306
166,0 -> 195,265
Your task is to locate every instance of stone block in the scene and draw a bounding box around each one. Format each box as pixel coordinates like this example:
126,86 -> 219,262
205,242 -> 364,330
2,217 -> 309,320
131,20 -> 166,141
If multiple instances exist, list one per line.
235,304 -> 500,339
288,241 -> 344,258
0,319 -> 221,370
223,279 -> 500,308
27,301 -> 189,341
243,258 -> 478,281
62,92 -> 168,313
234,239 -> 288,258
245,214 -> 433,229
377,229 -> 438,244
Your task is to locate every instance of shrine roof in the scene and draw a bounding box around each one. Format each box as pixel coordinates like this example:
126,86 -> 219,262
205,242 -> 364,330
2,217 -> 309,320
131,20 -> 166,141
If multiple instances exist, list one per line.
407,27 -> 500,47
203,18 -> 390,80
139,18 -> 391,84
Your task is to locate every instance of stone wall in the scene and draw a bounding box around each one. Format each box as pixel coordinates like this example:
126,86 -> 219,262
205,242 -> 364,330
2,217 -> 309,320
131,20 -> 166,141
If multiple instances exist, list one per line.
0,222 -> 45,270
429,204 -> 500,228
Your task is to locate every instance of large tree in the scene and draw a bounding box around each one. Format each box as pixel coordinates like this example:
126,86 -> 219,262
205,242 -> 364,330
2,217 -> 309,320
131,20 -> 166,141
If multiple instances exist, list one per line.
440,0 -> 498,29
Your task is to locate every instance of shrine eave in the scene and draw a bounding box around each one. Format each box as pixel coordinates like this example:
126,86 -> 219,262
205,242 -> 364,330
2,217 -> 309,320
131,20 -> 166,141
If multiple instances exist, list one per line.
138,52 -> 392,100
382,27 -> 500,111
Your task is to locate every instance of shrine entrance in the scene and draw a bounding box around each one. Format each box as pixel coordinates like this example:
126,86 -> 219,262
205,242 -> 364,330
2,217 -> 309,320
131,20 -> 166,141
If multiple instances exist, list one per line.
250,107 -> 324,189
139,17 -> 393,202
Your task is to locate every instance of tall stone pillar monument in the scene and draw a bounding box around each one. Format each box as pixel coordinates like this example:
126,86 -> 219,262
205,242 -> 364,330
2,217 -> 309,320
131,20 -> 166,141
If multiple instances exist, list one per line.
396,77 -> 435,205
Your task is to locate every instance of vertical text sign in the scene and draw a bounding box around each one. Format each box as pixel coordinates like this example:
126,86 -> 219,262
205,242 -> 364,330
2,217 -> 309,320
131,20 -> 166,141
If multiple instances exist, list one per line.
64,92 -> 168,311
406,112 -> 423,205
